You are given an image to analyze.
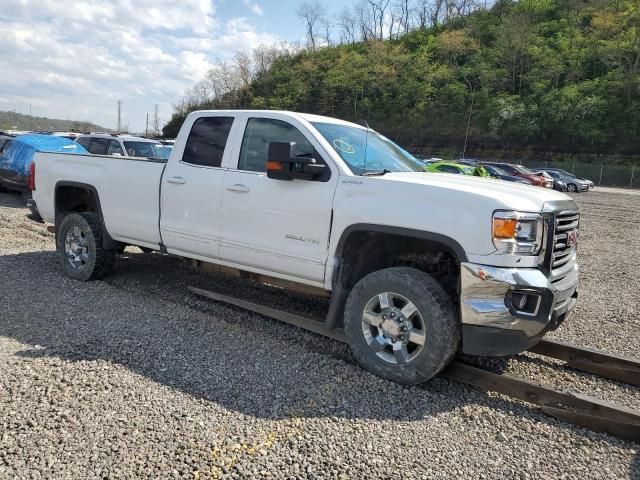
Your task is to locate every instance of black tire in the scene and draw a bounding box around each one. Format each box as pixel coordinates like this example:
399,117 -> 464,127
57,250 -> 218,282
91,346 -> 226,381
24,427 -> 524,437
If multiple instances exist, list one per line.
56,212 -> 115,281
344,267 -> 459,384
567,183 -> 577,192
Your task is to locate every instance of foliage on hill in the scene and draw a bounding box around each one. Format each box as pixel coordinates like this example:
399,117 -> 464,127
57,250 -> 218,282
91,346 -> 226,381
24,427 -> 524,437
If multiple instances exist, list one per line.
0,111 -> 104,133
164,0 -> 640,154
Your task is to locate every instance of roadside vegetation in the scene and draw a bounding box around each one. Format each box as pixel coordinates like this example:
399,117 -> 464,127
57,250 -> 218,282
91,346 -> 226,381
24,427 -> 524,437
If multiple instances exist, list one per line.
164,0 -> 640,157
0,111 -> 104,133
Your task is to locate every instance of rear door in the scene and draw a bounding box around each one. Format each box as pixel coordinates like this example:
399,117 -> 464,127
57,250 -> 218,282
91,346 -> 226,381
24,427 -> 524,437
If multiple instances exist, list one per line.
219,114 -> 338,284
160,113 -> 238,259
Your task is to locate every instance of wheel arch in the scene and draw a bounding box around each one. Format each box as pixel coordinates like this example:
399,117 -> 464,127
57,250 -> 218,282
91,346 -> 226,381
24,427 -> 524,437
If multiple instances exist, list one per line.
325,224 -> 467,330
54,181 -> 122,250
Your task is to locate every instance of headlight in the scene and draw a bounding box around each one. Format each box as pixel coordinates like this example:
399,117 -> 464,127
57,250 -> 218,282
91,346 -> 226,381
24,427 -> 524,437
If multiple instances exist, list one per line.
492,211 -> 543,255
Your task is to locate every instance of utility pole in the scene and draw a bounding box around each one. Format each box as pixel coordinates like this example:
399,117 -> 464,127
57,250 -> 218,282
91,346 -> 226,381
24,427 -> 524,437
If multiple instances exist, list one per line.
117,100 -> 122,133
153,104 -> 159,137
145,113 -> 149,138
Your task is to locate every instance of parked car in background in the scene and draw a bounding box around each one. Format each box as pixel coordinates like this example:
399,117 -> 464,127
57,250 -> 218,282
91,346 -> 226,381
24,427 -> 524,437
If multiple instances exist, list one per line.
0,134 -> 87,193
425,161 -> 490,177
415,157 -> 442,166
539,168 -> 593,192
158,139 -> 175,152
481,162 -> 553,188
0,132 -> 14,152
53,132 -> 80,141
456,158 -> 480,166
482,164 -> 532,184
533,169 -> 567,192
75,134 -> 171,160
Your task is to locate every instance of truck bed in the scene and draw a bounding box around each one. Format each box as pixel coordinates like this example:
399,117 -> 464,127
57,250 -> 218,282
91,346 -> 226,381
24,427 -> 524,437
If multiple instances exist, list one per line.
33,152 -> 166,248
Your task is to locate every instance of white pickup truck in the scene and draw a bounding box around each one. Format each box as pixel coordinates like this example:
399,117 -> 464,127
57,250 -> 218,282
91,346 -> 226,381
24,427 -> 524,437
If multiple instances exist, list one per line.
30,110 -> 580,384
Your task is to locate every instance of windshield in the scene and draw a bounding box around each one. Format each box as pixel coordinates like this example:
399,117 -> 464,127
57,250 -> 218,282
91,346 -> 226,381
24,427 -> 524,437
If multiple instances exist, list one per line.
312,122 -> 425,174
123,141 -> 171,160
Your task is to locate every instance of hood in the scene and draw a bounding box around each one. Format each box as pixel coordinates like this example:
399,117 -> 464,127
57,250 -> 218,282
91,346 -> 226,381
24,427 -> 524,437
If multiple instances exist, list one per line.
380,171 -> 570,212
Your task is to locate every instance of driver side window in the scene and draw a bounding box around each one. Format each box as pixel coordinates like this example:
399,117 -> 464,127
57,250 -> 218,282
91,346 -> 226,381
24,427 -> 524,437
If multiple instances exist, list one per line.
238,118 -> 313,173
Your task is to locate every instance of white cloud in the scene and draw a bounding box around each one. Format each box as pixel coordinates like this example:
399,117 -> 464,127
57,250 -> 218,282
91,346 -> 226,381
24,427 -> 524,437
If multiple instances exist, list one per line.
0,0 -> 280,132
243,0 -> 264,16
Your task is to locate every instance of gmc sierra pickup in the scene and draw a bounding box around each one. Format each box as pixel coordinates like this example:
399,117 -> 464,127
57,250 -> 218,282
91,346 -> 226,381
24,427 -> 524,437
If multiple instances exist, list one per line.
30,110 -> 580,384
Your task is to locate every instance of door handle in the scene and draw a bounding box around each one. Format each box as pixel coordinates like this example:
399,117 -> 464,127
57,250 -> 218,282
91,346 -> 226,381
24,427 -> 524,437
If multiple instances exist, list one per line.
166,176 -> 186,185
226,184 -> 250,193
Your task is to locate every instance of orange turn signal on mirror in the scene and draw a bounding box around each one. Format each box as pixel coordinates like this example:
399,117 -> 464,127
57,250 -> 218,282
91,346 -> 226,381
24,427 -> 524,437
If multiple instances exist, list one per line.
493,218 -> 517,239
266,161 -> 283,171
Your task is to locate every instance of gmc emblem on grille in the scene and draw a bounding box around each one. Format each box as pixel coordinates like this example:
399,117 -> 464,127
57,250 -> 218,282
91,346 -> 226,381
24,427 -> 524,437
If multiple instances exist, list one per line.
566,229 -> 579,247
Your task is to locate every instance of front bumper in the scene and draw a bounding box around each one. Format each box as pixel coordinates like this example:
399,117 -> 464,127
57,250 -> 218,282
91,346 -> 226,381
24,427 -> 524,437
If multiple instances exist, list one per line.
460,261 -> 578,356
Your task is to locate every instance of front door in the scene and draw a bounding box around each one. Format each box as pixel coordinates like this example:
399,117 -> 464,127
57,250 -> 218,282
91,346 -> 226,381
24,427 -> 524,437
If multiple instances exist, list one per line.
160,114 -> 236,259
220,115 -> 337,284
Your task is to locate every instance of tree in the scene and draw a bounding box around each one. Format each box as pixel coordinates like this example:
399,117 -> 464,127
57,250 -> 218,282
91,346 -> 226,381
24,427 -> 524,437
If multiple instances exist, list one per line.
297,1 -> 325,51
338,7 -> 358,44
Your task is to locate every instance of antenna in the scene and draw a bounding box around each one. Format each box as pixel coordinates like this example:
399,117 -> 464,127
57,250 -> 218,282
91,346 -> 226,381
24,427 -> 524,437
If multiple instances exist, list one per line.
357,119 -> 371,174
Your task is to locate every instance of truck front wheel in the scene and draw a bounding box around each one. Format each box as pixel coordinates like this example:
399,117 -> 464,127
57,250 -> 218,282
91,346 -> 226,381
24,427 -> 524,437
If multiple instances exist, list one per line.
344,267 -> 459,384
56,212 -> 115,281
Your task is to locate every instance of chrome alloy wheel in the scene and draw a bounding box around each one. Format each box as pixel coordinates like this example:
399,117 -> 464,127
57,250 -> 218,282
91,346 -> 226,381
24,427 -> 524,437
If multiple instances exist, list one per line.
361,292 -> 426,365
64,226 -> 89,269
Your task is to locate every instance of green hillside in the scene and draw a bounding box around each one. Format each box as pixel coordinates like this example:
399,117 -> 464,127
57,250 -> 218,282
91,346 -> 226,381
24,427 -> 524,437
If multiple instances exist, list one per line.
164,0 -> 639,156
0,111 -> 105,133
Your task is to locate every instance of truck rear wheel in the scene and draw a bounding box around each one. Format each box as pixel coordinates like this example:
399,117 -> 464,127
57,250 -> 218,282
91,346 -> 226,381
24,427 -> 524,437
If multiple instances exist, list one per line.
344,267 -> 459,384
56,212 -> 115,281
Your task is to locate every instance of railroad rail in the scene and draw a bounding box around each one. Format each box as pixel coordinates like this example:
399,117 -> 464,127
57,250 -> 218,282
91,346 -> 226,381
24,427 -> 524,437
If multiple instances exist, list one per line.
188,286 -> 640,442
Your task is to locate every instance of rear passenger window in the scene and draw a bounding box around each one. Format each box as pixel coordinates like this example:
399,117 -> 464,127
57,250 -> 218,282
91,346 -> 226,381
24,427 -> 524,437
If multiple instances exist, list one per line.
182,117 -> 234,167
88,139 -> 109,155
76,137 -> 91,150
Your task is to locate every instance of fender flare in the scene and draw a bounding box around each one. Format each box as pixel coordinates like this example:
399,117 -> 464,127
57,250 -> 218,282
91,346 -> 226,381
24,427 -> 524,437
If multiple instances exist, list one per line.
324,224 -> 467,330
333,223 -> 468,263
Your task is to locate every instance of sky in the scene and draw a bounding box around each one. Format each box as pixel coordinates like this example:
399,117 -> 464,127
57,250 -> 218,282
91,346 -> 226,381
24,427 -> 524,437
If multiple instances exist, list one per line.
0,0 -> 339,132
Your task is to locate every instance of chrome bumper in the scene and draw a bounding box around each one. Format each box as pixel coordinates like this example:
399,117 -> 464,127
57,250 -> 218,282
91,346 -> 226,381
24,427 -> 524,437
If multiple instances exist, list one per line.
460,261 -> 578,355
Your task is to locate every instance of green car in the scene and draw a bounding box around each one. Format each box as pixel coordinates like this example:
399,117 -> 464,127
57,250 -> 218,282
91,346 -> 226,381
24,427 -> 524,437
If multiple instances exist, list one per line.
425,161 -> 490,177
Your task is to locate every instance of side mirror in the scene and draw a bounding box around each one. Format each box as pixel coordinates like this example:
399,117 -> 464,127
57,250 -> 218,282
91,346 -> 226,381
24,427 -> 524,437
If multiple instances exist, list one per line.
266,141 -> 326,181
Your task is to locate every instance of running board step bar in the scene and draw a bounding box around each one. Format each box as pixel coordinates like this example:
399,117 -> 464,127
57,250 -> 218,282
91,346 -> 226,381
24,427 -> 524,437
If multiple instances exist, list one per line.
529,338 -> 640,387
188,286 -> 347,343
189,285 -> 640,442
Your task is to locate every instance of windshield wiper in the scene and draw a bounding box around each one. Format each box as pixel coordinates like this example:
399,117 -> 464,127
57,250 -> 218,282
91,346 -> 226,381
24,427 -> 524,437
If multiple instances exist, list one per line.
362,169 -> 391,176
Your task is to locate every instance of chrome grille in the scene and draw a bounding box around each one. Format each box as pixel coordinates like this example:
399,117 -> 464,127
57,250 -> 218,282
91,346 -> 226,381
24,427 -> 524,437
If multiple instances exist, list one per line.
552,212 -> 579,269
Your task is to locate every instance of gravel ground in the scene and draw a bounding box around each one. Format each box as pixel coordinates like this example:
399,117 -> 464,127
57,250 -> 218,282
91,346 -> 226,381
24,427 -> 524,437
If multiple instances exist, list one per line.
0,189 -> 638,479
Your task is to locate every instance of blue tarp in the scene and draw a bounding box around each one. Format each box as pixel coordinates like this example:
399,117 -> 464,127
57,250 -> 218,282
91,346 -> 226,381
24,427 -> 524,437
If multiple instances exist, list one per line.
0,134 -> 87,178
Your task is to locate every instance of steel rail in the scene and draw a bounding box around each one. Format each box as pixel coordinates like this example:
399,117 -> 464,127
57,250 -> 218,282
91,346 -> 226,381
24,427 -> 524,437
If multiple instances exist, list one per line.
188,286 -> 640,441
442,363 -> 640,442
529,338 -> 640,387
